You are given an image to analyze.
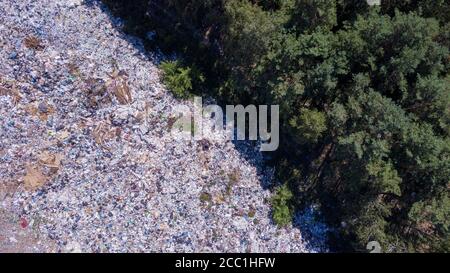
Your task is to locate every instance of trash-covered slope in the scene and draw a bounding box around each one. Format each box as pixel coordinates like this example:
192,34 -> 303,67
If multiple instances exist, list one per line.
0,0 -> 327,252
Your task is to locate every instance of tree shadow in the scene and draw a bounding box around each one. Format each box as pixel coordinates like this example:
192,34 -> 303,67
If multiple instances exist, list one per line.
84,0 -> 164,64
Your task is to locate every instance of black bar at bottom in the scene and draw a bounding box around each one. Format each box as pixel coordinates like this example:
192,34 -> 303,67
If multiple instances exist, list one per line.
0,253 -> 441,272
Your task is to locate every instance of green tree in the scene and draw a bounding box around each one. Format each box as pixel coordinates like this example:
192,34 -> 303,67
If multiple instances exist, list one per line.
289,108 -> 327,144
286,0 -> 338,33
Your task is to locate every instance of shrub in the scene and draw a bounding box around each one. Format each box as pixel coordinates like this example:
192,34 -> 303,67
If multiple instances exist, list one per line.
160,60 -> 204,99
271,184 -> 294,227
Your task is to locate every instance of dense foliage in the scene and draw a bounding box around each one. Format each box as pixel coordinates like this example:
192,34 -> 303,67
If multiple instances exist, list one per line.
160,60 -> 204,98
103,0 -> 450,252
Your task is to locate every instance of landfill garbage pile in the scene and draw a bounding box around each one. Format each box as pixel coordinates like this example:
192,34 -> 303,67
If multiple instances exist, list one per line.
0,0 -> 328,252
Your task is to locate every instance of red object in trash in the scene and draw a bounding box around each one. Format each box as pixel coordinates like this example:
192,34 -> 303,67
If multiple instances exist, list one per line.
20,218 -> 28,228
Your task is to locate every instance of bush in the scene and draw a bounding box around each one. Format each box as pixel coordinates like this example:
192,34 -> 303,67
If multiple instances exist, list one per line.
271,184 -> 294,227
160,60 -> 204,99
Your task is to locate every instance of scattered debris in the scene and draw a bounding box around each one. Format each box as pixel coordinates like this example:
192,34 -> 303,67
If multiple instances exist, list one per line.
38,151 -> 62,170
56,130 -> 71,141
67,63 -> 81,77
0,79 -> 21,105
84,78 -> 110,109
25,102 -> 56,121
23,164 -> 48,191
199,192 -> 212,203
20,218 -> 28,229
23,36 -> 44,51
107,70 -> 132,104
92,121 -> 117,145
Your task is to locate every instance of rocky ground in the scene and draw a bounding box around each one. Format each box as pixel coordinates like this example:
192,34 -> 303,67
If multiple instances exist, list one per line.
0,0 -> 327,253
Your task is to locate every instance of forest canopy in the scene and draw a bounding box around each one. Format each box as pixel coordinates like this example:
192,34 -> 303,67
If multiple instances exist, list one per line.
103,0 -> 450,252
